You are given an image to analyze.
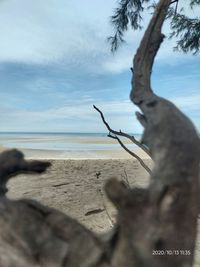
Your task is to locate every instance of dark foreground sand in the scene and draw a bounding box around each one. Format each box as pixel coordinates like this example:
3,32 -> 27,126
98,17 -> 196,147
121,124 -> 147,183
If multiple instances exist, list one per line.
6,159 -> 200,266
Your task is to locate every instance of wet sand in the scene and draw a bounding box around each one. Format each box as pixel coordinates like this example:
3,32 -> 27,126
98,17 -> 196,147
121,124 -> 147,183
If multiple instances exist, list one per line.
17,147 -> 150,160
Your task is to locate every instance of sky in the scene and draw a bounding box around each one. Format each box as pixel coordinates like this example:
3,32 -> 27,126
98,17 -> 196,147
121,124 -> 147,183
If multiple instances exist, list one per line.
0,0 -> 199,133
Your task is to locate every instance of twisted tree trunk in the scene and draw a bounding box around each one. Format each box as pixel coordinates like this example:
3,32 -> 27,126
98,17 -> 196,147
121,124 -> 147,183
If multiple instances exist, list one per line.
127,0 -> 200,266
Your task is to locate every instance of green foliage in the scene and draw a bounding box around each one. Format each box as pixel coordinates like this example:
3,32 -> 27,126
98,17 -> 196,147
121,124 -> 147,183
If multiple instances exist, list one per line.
109,0 -> 200,54
190,0 -> 200,8
170,13 -> 200,54
108,0 -> 150,52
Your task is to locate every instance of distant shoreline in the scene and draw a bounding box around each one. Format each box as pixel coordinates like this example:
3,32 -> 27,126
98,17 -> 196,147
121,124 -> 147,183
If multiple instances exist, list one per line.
0,132 -> 142,135
16,147 -> 150,160
0,132 -> 148,159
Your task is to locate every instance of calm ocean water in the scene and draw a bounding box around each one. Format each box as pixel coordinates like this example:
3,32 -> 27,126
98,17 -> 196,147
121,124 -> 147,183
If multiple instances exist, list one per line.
0,132 -> 141,152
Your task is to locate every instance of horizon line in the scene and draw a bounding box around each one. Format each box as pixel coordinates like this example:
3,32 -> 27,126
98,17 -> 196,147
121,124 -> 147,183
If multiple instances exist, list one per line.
0,131 -> 142,135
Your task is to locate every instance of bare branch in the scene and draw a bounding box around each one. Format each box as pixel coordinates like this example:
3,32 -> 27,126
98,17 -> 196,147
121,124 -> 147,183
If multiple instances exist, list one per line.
108,133 -> 151,174
93,104 -> 150,156
170,0 -> 178,5
174,0 -> 179,14
98,187 -> 115,227
121,168 -> 131,189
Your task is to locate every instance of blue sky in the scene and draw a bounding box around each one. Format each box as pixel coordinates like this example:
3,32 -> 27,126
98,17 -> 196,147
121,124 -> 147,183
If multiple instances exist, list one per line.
0,0 -> 199,133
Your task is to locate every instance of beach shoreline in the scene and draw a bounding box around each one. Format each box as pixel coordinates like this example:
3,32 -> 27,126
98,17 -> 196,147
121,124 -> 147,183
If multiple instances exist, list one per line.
0,146 -> 150,160
0,132 -> 149,159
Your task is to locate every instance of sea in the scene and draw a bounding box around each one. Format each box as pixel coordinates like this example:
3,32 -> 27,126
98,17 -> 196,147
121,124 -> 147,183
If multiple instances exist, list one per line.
0,132 -> 142,158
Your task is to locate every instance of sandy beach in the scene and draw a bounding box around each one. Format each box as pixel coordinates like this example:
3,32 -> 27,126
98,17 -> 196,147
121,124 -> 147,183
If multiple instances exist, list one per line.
8,158 -> 152,231
5,157 -> 200,266
0,131 -> 199,266
1,134 -> 151,230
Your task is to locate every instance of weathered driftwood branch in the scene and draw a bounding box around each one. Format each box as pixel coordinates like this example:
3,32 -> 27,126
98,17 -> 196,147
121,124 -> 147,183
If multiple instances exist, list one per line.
108,133 -> 151,174
0,149 -> 111,267
128,0 -> 200,266
93,104 -> 151,174
93,104 -> 150,156
0,149 -> 51,195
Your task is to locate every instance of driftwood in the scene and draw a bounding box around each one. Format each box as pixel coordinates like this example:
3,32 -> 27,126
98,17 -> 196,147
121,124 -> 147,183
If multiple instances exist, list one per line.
0,0 -> 200,266
0,149 -> 111,267
93,105 -> 150,157
93,105 -> 151,174
128,0 -> 200,266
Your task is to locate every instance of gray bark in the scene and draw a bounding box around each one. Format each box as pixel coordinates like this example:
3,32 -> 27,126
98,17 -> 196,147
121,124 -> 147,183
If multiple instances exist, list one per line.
93,105 -> 151,174
127,0 -> 200,266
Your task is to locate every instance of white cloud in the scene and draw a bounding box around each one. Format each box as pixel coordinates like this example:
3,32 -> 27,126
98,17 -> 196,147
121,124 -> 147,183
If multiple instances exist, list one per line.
1,90 -> 200,133
0,0 -> 198,74
0,0 -> 112,66
170,92 -> 200,112
0,98 -> 142,133
0,0 -> 199,134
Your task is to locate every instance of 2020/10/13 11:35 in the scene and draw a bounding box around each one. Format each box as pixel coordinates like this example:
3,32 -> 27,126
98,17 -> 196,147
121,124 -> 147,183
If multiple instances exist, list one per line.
152,250 -> 191,256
